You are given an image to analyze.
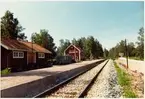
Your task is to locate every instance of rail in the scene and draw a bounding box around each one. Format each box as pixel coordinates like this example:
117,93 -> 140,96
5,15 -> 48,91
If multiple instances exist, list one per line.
33,59 -> 107,98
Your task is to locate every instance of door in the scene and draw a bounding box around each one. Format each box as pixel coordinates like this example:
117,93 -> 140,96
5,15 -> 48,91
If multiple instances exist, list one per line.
27,52 -> 36,64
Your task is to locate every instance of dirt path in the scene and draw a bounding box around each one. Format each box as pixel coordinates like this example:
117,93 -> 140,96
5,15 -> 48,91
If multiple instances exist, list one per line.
129,70 -> 144,98
116,60 -> 144,98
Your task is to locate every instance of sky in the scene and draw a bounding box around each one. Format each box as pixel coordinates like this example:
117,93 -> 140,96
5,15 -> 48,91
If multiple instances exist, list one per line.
0,1 -> 144,50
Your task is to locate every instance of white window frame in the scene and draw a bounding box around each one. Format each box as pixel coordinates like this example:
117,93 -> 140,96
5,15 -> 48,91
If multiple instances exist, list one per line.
13,51 -> 24,58
38,53 -> 45,58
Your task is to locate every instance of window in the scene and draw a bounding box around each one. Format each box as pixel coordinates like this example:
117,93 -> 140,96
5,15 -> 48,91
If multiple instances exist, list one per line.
19,52 -> 24,57
13,51 -> 24,58
38,53 -> 45,58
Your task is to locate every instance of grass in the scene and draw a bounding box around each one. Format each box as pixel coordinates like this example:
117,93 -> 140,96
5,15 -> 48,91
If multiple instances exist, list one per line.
1,68 -> 11,75
114,61 -> 137,98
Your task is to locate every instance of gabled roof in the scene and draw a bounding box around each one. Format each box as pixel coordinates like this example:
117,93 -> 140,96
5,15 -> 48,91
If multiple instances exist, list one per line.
1,38 -> 52,54
75,46 -> 83,51
20,41 -> 52,54
1,38 -> 32,51
64,44 -> 82,53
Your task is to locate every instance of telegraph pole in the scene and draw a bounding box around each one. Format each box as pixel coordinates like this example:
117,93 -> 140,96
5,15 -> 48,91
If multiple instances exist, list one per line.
125,39 -> 128,69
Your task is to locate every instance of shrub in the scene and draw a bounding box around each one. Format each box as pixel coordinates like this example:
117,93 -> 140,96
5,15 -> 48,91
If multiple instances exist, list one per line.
1,68 -> 11,75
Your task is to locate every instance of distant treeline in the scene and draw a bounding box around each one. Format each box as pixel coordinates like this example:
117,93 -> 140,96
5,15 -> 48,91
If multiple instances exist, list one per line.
57,36 -> 107,60
108,27 -> 144,60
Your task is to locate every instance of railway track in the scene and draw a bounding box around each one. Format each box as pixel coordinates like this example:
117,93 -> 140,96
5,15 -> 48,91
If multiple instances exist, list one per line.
33,60 -> 109,98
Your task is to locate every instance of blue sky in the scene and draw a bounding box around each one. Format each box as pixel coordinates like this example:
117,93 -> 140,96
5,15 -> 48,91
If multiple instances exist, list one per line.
0,1 -> 144,50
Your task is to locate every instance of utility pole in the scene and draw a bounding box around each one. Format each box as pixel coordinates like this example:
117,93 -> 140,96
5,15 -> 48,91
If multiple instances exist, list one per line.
125,39 -> 128,69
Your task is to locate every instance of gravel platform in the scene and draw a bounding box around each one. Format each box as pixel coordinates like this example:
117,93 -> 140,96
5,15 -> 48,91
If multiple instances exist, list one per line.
1,59 -> 103,97
1,60 -> 100,90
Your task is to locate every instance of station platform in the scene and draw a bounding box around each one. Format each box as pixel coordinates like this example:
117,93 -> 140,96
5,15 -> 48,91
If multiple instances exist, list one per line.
1,59 -> 103,97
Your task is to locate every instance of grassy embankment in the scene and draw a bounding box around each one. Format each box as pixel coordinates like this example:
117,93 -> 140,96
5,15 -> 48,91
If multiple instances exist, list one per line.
114,61 -> 137,98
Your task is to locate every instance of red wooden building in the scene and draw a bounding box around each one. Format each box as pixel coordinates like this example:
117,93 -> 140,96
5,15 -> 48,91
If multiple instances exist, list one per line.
64,44 -> 84,62
1,38 -> 52,70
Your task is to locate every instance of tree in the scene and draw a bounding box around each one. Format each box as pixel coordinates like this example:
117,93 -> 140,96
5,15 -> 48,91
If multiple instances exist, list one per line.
108,47 -> 118,59
117,40 -> 126,54
108,47 -> 114,59
72,38 -> 78,45
127,42 -> 135,57
104,48 -> 109,58
96,40 -> 104,58
84,36 -> 100,59
108,40 -> 126,59
85,36 -> 94,59
1,10 -> 27,40
137,27 -> 144,46
135,27 -> 144,59
108,27 -> 144,60
78,36 -> 103,59
32,29 -> 56,58
57,39 -> 71,56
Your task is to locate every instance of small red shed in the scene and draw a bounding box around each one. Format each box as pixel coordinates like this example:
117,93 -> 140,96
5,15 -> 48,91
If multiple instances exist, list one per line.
64,44 -> 84,62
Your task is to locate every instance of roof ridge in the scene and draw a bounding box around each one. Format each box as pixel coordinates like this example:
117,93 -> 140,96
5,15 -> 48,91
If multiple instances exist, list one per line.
1,38 -> 52,54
